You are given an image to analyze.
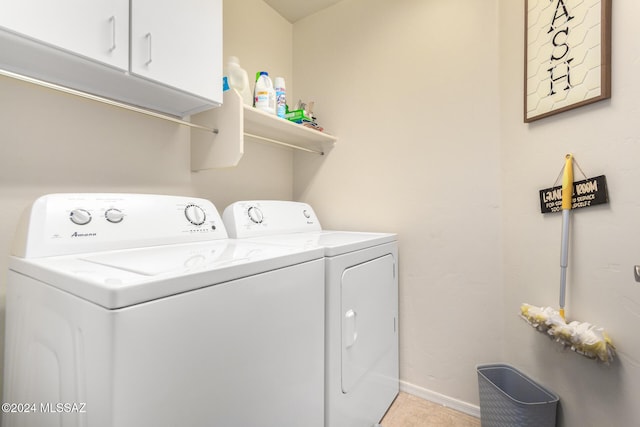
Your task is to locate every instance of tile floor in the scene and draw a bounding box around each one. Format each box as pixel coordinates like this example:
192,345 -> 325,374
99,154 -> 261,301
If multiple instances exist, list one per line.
380,392 -> 480,427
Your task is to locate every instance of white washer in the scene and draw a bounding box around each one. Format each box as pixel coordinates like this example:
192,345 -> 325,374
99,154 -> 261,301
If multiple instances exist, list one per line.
3,193 -> 325,427
223,200 -> 399,427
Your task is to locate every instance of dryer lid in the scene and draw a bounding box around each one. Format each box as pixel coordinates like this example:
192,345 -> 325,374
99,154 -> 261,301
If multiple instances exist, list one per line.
238,231 -> 396,257
313,231 -> 396,256
223,200 -> 396,255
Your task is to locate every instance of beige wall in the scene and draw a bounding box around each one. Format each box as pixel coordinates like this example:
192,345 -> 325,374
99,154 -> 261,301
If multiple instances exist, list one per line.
500,0 -> 640,426
292,0 -> 503,410
3,1 -> 640,425
293,0 -> 640,425
0,0 -> 293,388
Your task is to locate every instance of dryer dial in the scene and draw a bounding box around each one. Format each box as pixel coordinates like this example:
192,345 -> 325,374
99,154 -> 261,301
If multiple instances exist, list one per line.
247,206 -> 264,224
69,209 -> 92,225
185,204 -> 206,225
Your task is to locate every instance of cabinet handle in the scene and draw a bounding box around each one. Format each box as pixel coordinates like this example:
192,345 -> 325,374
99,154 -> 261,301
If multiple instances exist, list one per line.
109,16 -> 116,52
145,32 -> 153,65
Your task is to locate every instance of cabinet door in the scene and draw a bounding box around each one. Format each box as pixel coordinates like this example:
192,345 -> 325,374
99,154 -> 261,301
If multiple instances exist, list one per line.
130,0 -> 222,104
0,0 -> 129,70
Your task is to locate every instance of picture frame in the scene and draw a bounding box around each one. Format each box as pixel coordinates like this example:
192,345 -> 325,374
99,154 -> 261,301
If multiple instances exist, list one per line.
524,0 -> 612,123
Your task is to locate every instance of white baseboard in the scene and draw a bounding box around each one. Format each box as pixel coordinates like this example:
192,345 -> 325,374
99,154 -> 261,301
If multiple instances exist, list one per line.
399,380 -> 481,419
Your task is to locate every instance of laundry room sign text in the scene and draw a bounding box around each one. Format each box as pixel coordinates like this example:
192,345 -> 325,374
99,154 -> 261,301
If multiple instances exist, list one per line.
539,175 -> 609,213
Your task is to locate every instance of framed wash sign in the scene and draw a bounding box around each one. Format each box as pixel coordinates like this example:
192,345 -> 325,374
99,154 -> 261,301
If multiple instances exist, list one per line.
524,0 -> 612,122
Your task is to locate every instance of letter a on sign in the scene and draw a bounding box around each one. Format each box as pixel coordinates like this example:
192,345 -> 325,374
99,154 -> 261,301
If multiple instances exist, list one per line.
525,0 -> 611,122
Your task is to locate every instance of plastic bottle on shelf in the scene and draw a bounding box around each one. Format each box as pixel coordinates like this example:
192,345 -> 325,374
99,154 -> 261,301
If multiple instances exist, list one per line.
274,77 -> 286,118
224,56 -> 252,105
254,71 -> 275,114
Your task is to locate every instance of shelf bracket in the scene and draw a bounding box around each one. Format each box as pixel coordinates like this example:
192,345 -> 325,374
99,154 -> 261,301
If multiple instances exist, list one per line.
191,89 -> 244,170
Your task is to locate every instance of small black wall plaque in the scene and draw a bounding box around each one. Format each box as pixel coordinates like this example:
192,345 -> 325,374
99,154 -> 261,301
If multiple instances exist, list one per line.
539,175 -> 609,214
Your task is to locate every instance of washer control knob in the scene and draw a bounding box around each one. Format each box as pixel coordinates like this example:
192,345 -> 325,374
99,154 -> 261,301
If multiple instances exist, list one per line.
105,208 -> 124,223
303,209 -> 311,219
69,209 -> 92,225
248,206 -> 264,224
185,204 -> 206,225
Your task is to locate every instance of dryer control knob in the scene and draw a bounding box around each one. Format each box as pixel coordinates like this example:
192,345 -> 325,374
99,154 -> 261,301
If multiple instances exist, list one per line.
69,209 -> 92,225
185,204 -> 206,225
248,206 -> 264,224
105,208 -> 124,223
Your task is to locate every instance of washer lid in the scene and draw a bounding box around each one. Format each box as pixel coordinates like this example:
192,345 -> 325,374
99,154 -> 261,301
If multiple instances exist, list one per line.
241,231 -> 396,257
9,240 -> 323,309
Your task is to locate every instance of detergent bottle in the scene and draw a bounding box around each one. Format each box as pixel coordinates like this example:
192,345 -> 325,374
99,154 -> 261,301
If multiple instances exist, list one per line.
224,56 -> 252,105
254,71 -> 275,114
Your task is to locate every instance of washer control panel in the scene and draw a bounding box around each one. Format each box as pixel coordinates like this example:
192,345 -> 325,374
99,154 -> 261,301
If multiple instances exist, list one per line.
14,193 -> 228,258
222,200 -> 322,239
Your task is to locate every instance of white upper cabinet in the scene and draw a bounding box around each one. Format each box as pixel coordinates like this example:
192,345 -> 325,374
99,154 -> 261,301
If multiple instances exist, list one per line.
0,0 -> 222,116
0,0 -> 129,71
131,0 -> 221,103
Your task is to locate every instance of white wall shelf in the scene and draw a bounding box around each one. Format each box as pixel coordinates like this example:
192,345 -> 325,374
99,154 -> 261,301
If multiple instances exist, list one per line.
190,89 -> 337,170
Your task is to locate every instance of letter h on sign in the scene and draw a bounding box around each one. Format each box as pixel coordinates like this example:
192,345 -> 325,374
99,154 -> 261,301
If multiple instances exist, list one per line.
547,0 -> 574,96
524,0 -> 611,122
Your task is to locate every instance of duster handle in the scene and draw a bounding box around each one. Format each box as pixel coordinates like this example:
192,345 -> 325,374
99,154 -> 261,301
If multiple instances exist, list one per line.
562,154 -> 574,210
559,153 -> 573,320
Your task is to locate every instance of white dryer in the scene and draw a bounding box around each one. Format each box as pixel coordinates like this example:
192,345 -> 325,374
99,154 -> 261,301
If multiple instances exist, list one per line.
3,194 -> 325,427
223,201 -> 399,427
